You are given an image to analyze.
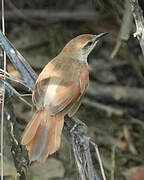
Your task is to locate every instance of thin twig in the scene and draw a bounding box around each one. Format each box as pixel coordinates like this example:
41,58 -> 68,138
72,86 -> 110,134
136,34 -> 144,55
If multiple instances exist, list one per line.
0,79 -> 32,107
0,68 -> 31,90
1,0 -> 6,179
91,141 -> 107,180
111,145 -> 116,180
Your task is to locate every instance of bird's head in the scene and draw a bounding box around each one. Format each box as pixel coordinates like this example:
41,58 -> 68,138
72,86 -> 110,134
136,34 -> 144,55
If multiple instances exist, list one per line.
61,33 -> 108,64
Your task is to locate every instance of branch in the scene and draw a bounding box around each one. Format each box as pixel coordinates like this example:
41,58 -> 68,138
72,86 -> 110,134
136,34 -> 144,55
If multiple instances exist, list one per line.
0,30 -> 37,90
87,81 -> 144,108
0,9 -> 99,22
64,116 -> 99,180
4,98 -> 28,179
129,0 -> 144,56
110,0 -> 133,59
0,48 -> 28,179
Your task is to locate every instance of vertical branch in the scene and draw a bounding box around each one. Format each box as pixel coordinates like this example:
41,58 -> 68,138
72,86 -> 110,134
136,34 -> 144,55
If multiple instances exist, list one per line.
0,2 -> 28,179
5,99 -> 28,180
129,0 -> 144,56
110,146 -> 116,180
64,116 -> 100,180
110,0 -> 133,59
1,0 -> 6,179
91,141 -> 107,180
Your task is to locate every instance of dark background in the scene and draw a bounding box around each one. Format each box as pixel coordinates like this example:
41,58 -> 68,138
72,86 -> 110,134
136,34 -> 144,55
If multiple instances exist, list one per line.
1,0 -> 144,179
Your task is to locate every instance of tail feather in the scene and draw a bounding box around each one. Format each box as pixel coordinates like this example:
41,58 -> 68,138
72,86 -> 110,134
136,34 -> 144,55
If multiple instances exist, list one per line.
46,115 -> 64,155
21,110 -> 64,162
21,111 -> 42,145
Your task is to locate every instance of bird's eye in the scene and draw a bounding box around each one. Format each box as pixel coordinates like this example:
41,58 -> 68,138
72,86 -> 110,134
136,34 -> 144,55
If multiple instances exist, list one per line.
84,41 -> 93,49
87,41 -> 93,46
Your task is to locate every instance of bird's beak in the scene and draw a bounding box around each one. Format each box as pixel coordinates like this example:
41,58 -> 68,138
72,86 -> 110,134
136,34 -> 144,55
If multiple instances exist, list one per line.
95,32 -> 109,41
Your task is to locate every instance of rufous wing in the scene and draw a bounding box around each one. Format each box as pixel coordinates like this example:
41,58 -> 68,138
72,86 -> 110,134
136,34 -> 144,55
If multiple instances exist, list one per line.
68,69 -> 89,116
32,59 -> 89,116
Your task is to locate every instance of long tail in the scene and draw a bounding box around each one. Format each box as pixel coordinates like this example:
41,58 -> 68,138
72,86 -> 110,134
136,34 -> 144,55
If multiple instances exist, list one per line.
21,109 -> 64,162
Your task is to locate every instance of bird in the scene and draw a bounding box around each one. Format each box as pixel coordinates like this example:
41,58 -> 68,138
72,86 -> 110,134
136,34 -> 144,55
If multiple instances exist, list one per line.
21,32 -> 108,162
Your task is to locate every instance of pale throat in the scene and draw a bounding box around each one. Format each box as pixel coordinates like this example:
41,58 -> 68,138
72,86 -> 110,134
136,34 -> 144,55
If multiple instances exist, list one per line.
75,52 -> 88,65
75,42 -> 97,65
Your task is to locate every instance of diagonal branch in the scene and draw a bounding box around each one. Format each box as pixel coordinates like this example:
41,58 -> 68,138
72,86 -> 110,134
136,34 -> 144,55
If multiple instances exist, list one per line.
0,30 -> 37,90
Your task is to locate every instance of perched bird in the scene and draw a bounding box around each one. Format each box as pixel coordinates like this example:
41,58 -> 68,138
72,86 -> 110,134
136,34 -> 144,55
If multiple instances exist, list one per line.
21,33 -> 108,162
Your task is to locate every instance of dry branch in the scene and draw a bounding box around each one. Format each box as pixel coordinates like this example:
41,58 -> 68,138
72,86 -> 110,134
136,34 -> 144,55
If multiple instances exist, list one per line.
110,0 -> 133,59
0,30 -> 37,90
0,10 -> 99,21
129,0 -> 144,56
0,49 -> 28,179
5,99 -> 28,180
87,81 -> 144,108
